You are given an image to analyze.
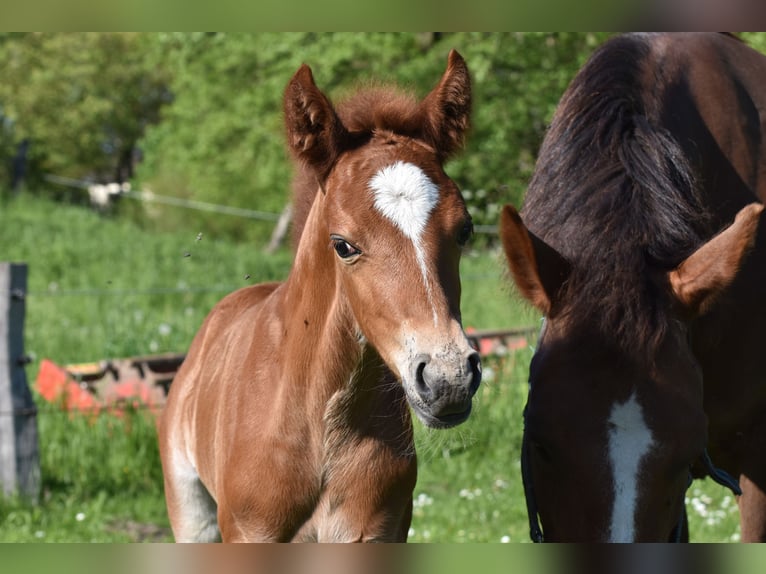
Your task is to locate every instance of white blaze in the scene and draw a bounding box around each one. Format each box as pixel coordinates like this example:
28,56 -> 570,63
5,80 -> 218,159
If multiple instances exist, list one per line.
607,390 -> 655,542
369,161 -> 440,324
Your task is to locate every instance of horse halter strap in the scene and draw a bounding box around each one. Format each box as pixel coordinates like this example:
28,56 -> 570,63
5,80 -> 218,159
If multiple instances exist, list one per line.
521,403 -> 544,543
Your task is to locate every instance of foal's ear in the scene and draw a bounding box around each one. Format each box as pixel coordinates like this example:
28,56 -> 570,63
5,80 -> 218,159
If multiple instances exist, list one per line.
284,64 -> 349,178
669,202 -> 764,318
419,49 -> 472,159
500,205 -> 571,316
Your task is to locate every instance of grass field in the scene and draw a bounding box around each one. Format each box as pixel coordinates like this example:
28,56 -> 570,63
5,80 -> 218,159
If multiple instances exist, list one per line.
0,193 -> 741,542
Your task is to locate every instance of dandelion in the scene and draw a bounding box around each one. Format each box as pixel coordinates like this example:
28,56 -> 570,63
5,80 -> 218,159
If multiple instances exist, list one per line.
158,323 -> 172,336
75,512 -> 86,522
35,531 -> 45,539
500,535 -> 511,543
408,528 -> 415,538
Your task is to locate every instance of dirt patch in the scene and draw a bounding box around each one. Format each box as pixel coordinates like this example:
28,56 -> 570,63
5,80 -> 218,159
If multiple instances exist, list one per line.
105,519 -> 173,542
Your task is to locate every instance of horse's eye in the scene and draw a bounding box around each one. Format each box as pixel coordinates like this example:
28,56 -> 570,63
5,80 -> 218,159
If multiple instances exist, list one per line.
331,236 -> 361,260
458,219 -> 474,246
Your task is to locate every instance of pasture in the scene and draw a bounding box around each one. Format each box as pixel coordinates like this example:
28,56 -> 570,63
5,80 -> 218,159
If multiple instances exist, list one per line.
0,193 -> 741,542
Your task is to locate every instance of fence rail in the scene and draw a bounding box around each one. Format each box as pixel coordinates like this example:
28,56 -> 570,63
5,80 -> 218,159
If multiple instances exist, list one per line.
43,173 -> 500,236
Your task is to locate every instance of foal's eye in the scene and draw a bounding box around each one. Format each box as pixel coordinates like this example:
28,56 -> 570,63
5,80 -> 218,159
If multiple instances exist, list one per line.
330,236 -> 361,260
457,219 -> 474,246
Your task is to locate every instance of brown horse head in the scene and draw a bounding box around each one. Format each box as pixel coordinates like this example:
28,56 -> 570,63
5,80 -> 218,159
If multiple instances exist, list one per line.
501,200 -> 762,541
283,50 -> 480,429
496,32 -> 766,542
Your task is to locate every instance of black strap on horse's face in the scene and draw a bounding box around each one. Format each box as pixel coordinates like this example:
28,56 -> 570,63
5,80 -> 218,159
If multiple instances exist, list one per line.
669,450 -> 742,542
700,450 -> 742,496
521,403 -> 544,543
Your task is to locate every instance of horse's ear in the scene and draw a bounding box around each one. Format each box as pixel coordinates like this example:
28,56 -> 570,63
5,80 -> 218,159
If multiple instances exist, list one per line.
419,49 -> 472,159
500,205 -> 570,316
669,202 -> 763,318
284,64 -> 349,178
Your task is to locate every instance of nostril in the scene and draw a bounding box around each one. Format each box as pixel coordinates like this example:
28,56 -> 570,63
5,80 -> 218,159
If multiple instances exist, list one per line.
467,352 -> 481,394
414,356 -> 431,398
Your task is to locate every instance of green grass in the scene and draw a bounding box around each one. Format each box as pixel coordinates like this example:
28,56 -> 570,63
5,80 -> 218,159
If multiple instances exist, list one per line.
0,192 -> 742,542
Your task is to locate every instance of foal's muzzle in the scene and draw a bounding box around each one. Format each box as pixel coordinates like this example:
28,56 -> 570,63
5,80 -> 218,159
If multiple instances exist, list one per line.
406,349 -> 481,428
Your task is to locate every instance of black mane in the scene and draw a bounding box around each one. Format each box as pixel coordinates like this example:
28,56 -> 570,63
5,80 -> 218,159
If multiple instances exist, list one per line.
522,34 -> 713,356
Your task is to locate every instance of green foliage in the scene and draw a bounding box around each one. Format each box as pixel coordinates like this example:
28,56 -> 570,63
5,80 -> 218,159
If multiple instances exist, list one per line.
0,32 -> 615,242
135,32 -> 612,244
0,33 -> 169,190
4,33 -> 766,247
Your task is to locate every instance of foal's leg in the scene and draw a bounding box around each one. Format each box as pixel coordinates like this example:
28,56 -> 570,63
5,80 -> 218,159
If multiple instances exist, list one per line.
163,451 -> 221,543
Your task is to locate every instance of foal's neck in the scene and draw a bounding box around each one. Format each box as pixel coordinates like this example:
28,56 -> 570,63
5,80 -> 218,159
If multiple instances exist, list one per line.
281,190 -> 365,399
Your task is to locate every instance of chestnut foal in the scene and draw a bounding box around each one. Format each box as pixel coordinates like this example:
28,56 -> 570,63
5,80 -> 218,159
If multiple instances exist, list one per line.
159,50 -> 481,542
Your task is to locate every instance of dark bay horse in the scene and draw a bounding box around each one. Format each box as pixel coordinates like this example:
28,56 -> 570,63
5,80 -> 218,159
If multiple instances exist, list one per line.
500,33 -> 766,542
158,50 -> 481,542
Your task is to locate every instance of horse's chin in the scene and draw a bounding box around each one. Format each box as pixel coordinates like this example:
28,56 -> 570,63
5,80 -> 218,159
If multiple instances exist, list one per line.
406,398 -> 473,429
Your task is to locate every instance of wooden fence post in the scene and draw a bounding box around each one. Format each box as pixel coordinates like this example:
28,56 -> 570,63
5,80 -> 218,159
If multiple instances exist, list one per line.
0,263 -> 40,500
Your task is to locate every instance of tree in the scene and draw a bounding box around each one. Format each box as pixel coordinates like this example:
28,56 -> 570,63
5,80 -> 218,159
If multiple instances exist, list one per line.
0,33 -> 170,192
135,33 -> 611,244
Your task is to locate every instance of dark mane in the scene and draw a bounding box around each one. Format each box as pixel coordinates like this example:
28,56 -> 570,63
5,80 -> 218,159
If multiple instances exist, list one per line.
522,34 -> 713,357
289,84 -> 426,248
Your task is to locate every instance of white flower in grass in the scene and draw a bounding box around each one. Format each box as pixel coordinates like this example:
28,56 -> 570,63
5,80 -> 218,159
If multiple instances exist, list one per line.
158,323 -> 172,336
414,493 -> 433,508
35,530 -> 45,538
75,512 -> 86,522
500,535 -> 511,543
